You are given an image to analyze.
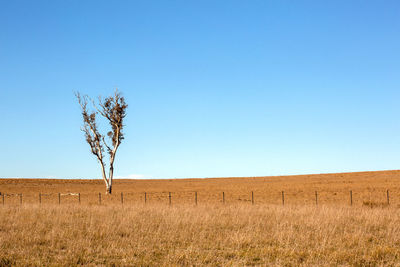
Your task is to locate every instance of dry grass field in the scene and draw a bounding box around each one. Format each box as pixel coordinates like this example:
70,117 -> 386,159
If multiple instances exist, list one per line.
1,170 -> 400,206
1,170 -> 400,266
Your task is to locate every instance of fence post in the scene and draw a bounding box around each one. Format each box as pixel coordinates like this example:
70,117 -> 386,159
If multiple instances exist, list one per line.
195,192 -> 197,205
2,193 -> 4,205
58,193 -> 61,205
222,192 -> 225,204
251,191 -> 254,205
282,191 -> 285,206
145,192 -> 147,204
387,190 -> 390,205
20,194 -> 22,205
39,193 -> 41,204
98,192 -> 101,205
315,191 -> 318,206
169,192 -> 171,205
350,190 -> 353,206
121,192 -> 124,205
78,193 -> 81,204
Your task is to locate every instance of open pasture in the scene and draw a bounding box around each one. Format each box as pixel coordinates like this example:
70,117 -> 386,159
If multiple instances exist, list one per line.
1,170 -> 400,266
1,203 -> 400,266
1,170 -> 400,206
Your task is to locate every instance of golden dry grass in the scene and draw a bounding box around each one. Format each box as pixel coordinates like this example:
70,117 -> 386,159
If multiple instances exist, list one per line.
1,170 -> 400,266
1,204 -> 400,266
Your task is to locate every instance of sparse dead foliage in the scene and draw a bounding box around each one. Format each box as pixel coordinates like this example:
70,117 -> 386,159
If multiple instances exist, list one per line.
75,90 -> 127,194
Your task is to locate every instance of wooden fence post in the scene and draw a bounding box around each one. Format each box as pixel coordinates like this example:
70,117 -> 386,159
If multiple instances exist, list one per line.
2,193 -> 4,205
195,192 -> 197,205
350,190 -> 353,206
145,192 -> 147,204
315,191 -> 318,206
282,191 -> 285,206
169,192 -> 171,205
222,192 -> 225,204
78,193 -> 81,204
58,193 -> 61,205
98,193 -> 101,205
387,190 -> 390,205
251,191 -> 254,205
121,192 -> 124,205
20,194 -> 22,205
39,193 -> 41,204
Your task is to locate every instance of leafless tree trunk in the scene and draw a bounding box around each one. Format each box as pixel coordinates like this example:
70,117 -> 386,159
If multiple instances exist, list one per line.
76,90 -> 127,194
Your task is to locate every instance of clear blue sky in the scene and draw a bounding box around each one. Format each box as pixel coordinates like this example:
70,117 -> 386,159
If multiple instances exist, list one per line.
1,1 -> 400,179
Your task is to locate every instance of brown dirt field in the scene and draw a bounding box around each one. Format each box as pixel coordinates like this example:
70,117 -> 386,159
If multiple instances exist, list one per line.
1,170 -> 400,207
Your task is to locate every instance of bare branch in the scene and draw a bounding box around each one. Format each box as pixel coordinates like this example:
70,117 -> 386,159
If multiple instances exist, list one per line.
75,91 -> 109,189
102,136 -> 112,154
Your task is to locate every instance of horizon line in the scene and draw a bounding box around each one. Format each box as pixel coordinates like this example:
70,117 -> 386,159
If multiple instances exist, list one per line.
1,169 -> 399,180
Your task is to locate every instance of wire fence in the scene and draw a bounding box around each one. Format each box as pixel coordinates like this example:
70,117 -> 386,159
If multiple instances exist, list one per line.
0,189 -> 395,207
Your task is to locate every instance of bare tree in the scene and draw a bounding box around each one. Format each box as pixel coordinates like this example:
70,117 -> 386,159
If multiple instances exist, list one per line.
75,90 -> 127,194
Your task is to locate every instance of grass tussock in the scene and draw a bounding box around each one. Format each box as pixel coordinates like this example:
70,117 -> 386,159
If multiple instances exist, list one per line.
1,204 -> 400,266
